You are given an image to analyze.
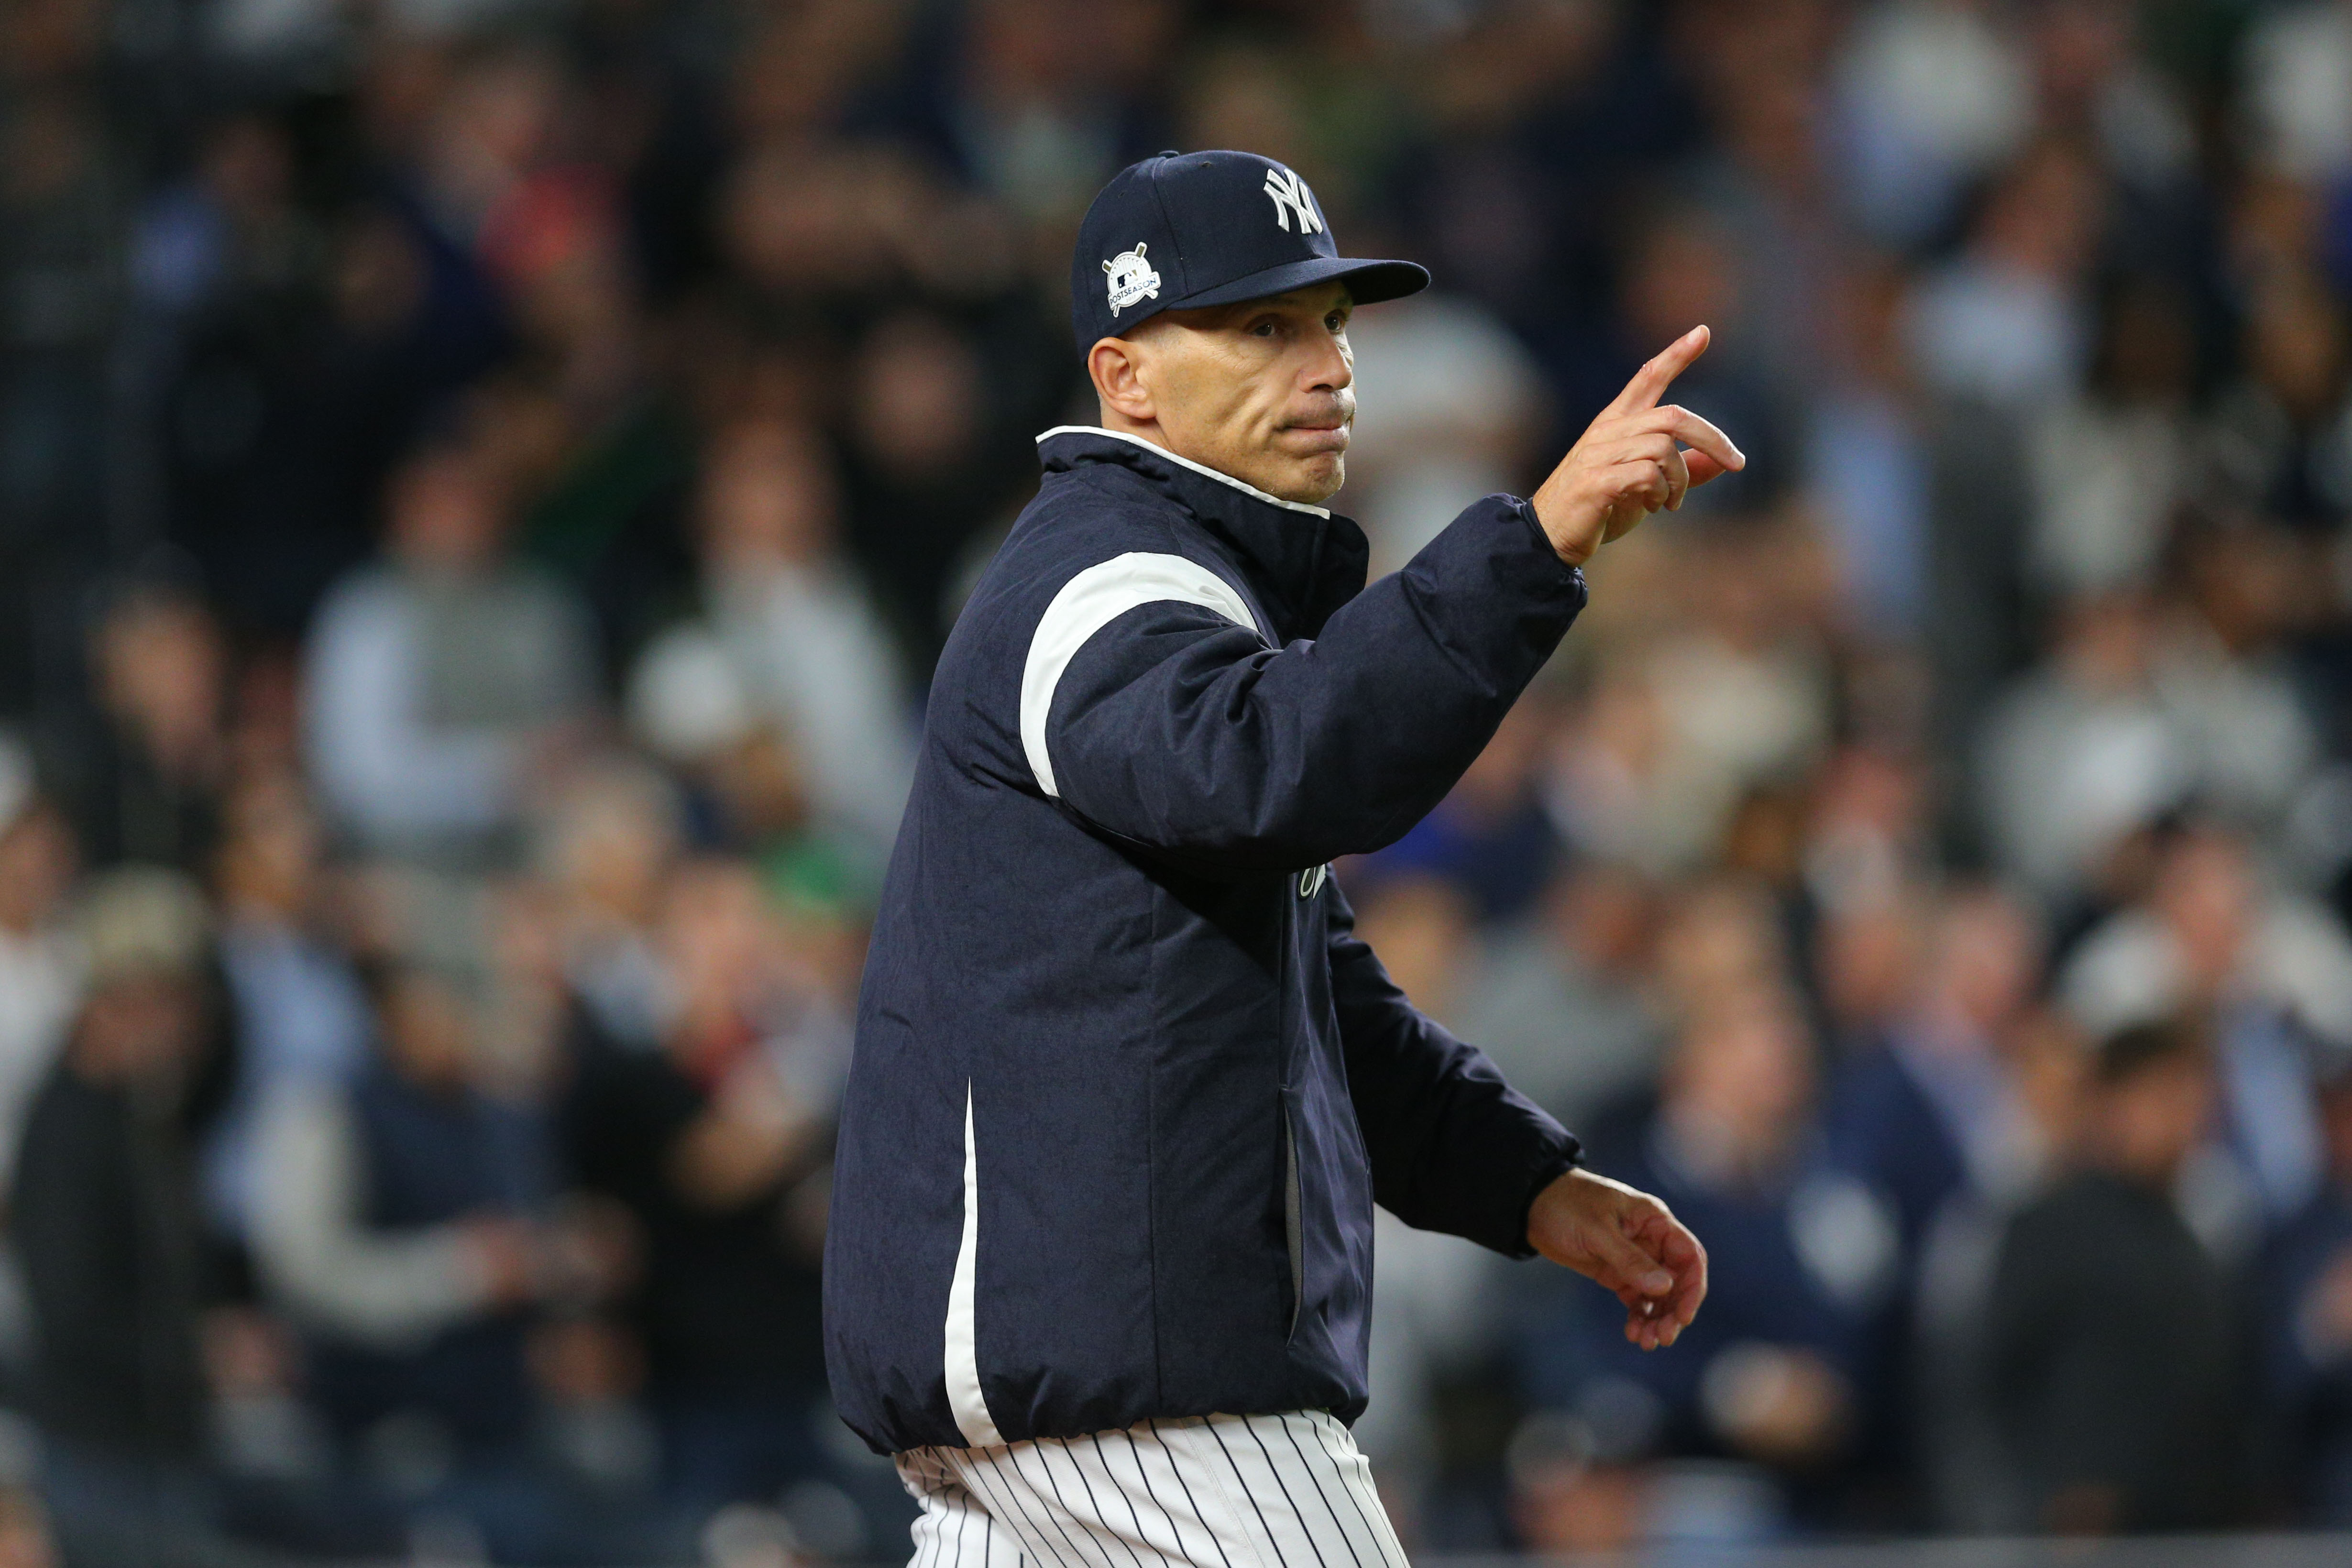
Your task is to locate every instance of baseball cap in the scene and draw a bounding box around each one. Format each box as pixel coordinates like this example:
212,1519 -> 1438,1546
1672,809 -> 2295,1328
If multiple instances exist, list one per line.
1070,150 -> 1429,352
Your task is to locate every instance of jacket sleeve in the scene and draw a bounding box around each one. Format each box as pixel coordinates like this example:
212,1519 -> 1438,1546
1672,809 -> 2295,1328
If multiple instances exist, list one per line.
1039,494 -> 1585,870
1328,882 -> 1582,1257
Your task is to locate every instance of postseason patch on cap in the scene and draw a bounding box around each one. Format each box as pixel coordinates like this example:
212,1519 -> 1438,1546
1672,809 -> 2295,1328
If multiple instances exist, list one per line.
1069,150 -> 1429,352
1103,242 -> 1161,318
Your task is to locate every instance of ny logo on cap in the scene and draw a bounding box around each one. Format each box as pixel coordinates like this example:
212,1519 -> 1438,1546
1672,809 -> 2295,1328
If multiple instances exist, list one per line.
1262,166 -> 1325,236
1103,242 -> 1161,316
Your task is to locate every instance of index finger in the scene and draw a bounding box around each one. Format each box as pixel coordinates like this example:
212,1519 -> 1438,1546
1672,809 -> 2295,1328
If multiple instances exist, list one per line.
1606,324 -> 1711,417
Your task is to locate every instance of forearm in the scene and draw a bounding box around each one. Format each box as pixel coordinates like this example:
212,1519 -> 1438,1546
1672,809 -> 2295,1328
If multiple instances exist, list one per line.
250,1096 -> 495,1347
1053,494 -> 1585,868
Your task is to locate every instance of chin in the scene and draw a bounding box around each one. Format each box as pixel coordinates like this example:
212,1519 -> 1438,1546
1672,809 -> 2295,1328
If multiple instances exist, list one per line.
1283,454 -> 1345,506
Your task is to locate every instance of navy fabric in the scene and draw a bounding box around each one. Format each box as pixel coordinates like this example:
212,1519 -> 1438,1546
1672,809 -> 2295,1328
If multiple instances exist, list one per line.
823,428 -> 1587,1455
1070,151 -> 1428,350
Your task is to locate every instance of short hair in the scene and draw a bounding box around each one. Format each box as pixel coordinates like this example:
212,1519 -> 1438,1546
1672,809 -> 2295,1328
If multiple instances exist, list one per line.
2091,1017 -> 2205,1087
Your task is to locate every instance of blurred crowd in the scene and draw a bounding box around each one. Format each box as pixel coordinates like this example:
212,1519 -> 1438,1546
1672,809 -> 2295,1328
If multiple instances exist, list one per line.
12,0 -> 2352,1561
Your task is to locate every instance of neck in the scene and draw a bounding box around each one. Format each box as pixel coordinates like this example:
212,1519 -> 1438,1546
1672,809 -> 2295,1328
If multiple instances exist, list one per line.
1097,405 -> 1167,452
1054,423 -> 1333,518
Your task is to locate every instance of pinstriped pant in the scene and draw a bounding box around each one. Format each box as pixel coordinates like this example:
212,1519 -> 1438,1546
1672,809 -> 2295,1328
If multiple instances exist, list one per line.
895,1411 -> 1410,1568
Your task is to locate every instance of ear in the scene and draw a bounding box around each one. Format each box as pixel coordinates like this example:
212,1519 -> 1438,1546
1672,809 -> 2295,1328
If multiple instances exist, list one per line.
1088,334 -> 1153,423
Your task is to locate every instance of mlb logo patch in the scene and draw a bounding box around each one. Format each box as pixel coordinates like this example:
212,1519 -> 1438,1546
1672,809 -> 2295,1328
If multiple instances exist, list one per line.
1103,242 -> 1161,316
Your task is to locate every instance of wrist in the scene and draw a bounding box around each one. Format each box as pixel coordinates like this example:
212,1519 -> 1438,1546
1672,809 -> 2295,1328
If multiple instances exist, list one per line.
1517,495 -> 1592,569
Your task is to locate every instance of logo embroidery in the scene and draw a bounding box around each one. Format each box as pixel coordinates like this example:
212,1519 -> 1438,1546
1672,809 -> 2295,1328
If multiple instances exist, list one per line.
1297,864 -> 1329,899
1262,167 -> 1325,236
1102,242 -> 1161,316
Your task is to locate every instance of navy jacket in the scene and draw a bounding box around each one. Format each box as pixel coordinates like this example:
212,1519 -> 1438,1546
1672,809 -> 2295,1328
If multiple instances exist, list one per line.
824,427 -> 1586,1454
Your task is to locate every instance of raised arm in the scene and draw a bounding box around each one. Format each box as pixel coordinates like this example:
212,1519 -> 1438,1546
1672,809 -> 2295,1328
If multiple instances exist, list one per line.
1038,325 -> 1740,871
1041,494 -> 1583,870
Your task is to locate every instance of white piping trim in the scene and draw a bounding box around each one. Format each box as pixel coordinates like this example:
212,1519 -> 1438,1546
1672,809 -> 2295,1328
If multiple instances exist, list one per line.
1036,425 -> 1332,518
1019,553 -> 1263,798
945,1083 -> 1003,1447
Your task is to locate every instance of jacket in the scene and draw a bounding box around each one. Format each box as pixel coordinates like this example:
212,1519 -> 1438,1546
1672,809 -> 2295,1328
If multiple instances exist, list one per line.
823,426 -> 1586,1454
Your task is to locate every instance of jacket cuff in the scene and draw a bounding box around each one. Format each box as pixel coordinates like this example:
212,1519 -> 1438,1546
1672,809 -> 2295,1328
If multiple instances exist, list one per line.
1505,1135 -> 1585,1260
1503,494 -> 1590,600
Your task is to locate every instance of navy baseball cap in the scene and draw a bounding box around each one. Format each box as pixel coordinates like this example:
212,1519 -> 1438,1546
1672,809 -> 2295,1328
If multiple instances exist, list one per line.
1071,150 -> 1430,351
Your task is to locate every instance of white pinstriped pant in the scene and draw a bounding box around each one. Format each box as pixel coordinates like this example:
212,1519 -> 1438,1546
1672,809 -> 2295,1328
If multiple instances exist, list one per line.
895,1411 -> 1410,1568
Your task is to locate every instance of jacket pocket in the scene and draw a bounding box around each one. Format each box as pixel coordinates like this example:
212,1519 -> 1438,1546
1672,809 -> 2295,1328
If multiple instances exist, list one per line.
1282,1097 -> 1304,1341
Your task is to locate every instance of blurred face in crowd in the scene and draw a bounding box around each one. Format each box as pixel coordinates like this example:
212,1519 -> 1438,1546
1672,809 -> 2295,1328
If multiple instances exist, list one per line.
659,858 -> 776,1052
1975,140 -> 2101,281
1922,888 -> 2038,1041
98,592 -> 223,768
546,772 -> 678,930
700,421 -> 840,571
388,450 -> 507,575
1655,878 -> 1785,1014
215,780 -> 320,922
2153,828 -> 2254,997
1545,862 -> 1654,985
2089,1046 -> 2212,1187
1664,987 -> 1815,1179
854,314 -> 982,480
75,973 -> 206,1087
380,970 -> 476,1095
1624,213 -> 1737,355
1816,895 -> 1924,1039
1090,281 -> 1356,505
1351,876 -> 1473,1026
0,804 -> 75,936
2246,273 -> 2346,424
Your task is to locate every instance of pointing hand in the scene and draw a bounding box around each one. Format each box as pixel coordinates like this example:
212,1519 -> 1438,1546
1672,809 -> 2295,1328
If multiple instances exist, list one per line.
1528,325 -> 1745,567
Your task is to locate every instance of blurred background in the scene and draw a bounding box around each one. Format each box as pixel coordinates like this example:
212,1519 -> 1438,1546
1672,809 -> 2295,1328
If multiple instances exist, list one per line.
9,0 -> 2352,1562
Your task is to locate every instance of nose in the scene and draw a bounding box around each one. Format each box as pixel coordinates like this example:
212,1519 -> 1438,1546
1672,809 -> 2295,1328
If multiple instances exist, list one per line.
1303,322 -> 1352,395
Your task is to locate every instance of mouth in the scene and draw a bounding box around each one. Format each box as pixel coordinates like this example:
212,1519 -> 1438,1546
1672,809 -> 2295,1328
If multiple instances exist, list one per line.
1282,420 -> 1351,456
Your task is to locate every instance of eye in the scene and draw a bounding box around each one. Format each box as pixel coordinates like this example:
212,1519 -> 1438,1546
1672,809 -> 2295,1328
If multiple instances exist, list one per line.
1250,319 -> 1279,338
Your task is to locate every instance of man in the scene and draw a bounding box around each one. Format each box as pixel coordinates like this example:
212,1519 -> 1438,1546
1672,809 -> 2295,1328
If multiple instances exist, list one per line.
1983,1019 -> 2245,1534
825,150 -> 1729,1567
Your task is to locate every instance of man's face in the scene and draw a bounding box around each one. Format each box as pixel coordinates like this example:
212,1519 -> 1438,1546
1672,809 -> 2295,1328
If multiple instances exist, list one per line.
1110,283 -> 1356,504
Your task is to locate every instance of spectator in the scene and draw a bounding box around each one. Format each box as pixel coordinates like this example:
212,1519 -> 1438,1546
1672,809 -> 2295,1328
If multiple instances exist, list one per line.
1821,885 -> 2045,1521
1360,701 -> 1567,927
1826,886 -> 2047,1257
558,858 -> 846,1528
2200,268 -> 2352,532
68,582 -> 228,875
0,756 -> 79,1207
2063,824 -> 2352,1238
632,417 -> 914,871
1341,288 -> 1547,570
2263,1052 -> 2352,1523
536,763 -> 681,1055
1453,859 -> 1666,1131
2025,274 -> 2196,600
14,867 -> 232,1565
1520,985 -> 1871,1532
249,952 -> 620,1558
305,439 -> 597,869
203,776 -> 370,1239
1904,139 -> 2102,411
252,957 -> 546,1451
1983,1018 -> 2247,1534
1978,590 -> 2319,910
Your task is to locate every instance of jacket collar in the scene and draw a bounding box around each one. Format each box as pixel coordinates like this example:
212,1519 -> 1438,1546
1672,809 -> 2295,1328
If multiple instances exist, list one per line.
1036,426 -> 1369,638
